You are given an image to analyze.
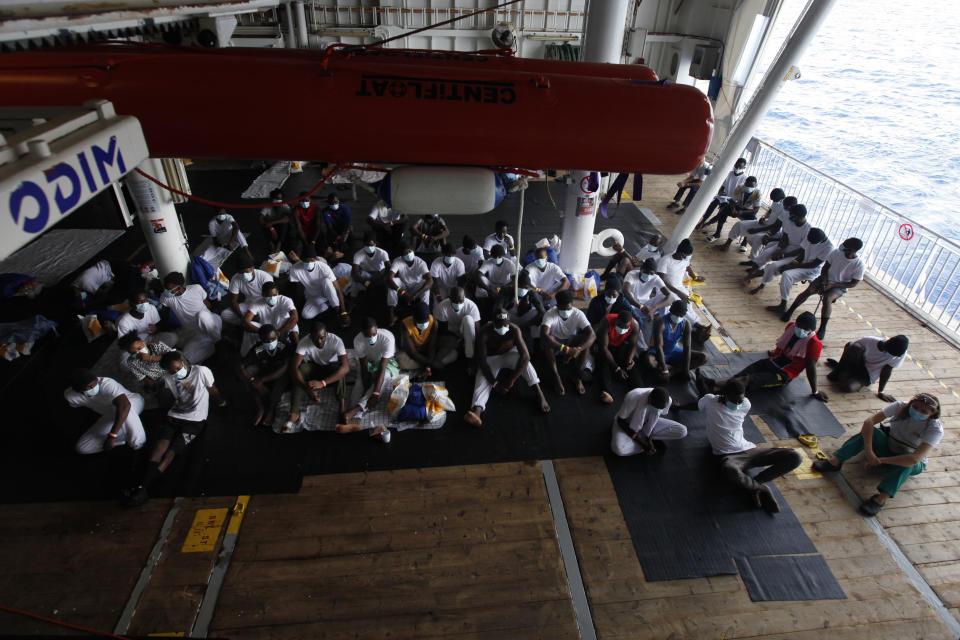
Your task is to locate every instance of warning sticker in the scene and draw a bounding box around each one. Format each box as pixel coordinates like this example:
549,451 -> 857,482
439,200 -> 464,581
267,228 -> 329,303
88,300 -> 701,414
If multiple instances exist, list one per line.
181,508 -> 228,553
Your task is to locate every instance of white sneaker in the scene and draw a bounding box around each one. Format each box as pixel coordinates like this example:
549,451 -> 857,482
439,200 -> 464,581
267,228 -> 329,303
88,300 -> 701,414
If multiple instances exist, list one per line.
705,235 -> 718,243
738,245 -> 748,253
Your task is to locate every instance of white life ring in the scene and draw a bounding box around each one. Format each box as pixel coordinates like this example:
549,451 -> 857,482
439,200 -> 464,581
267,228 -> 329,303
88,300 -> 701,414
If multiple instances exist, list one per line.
591,228 -> 624,257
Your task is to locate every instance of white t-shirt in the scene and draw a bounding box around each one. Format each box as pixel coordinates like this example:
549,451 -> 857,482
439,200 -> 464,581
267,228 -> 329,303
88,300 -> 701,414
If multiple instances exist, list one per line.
296,334 -> 346,365
719,171 -> 746,197
824,249 -> 866,284
781,219 -> 811,251
634,245 -> 662,264
352,247 -> 390,274
289,260 -> 336,299
799,238 -> 834,266
368,202 -> 402,224
390,256 -> 430,289
430,257 -> 466,297
246,295 -> 297,331
435,297 -> 481,328
162,284 -> 208,329
73,260 -> 114,294
164,364 -> 215,422
458,248 -> 483,274
117,305 -> 161,341
855,336 -> 904,384
64,376 -> 138,416
353,328 -> 397,362
616,388 -> 673,437
479,258 -> 516,288
525,262 -> 566,292
484,232 -> 515,255
624,271 -> 667,302
699,394 -> 755,455
228,269 -> 273,299
656,254 -> 691,290
883,401 -> 943,457
541,307 -> 590,341
209,214 -> 240,244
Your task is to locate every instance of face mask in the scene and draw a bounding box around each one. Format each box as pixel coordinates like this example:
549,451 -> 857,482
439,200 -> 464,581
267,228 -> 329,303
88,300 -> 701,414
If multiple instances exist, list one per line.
265,339 -> 279,351
495,257 -> 504,266
734,169 -> 744,175
794,326 -> 813,339
304,261 -> 316,272
650,407 -> 663,416
494,325 -> 509,335
301,201 -> 310,208
443,256 -> 453,266
364,246 -> 376,255
216,214 -> 227,222
471,246 -> 481,255
266,295 -> 279,307
174,366 -> 189,380
640,273 -> 652,283
558,309 -> 572,320
885,350 -> 899,360
535,258 -> 547,269
725,400 -> 742,411
908,406 -> 928,422
415,321 -> 429,331
162,289 -> 175,299
744,186 -> 756,194
272,198 -> 282,203
135,302 -> 151,314
330,203 -> 339,211
604,295 -> 617,305
517,288 -> 528,298
451,302 -> 464,312
403,253 -> 414,263
646,244 -> 658,253
615,325 -> 629,335
243,271 -> 255,282
669,314 -> 683,325
367,335 -> 378,346
84,383 -> 100,398
431,213 -> 439,219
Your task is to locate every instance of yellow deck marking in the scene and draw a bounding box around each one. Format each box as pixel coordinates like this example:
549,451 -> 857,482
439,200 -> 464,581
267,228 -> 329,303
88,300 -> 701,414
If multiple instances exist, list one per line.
791,447 -> 823,479
181,508 -> 228,553
709,336 -> 732,353
226,495 -> 250,535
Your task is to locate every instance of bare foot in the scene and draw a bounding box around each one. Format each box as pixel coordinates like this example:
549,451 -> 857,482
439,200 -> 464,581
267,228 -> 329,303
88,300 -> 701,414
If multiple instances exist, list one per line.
554,377 -> 566,396
253,407 -> 265,426
464,410 -> 482,427
539,398 -> 551,413
575,379 -> 586,395
599,391 -> 614,404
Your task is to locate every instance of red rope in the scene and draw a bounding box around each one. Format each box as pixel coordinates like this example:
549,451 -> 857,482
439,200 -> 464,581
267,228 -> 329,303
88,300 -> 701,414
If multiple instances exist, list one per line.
0,604 -> 130,639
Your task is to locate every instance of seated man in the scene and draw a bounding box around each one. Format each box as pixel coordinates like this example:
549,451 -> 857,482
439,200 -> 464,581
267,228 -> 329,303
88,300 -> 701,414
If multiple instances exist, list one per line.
413,212 -> 450,261
702,379 -> 801,513
367,199 -> 407,255
483,219 -> 516,259
738,194 -> 797,261
288,246 -> 349,327
286,321 -> 350,433
493,271 -> 546,337
259,188 -> 295,255
586,278 -> 636,325
716,188 -> 786,253
610,386 -> 687,456
600,241 -> 641,280
656,239 -> 704,326
209,208 -> 253,261
745,204 -> 811,270
524,246 -> 569,308
321,193 -> 351,258
689,156 -> 747,218
667,160 -> 710,212
826,334 -> 908,400
702,176 -> 761,242
397,302 -> 457,374
294,192 -> 322,255
242,281 -> 299,356
780,237 -> 865,339
748,227 -> 833,299
238,324 -> 292,427
65,368 -> 146,455
122,351 -> 223,507
340,317 -> 398,429
645,300 -> 707,383
595,310 -> 642,404
72,259 -> 115,312
117,291 -> 177,347
118,332 -> 174,391
476,244 -> 516,300
162,272 -> 221,364
540,290 -> 596,395
623,258 -> 671,321
221,255 -> 274,326
464,309 -> 551,427
435,287 -> 481,364
429,243 -> 466,300
350,231 -> 391,298
458,235 -> 484,282
520,237 -> 560,268
387,242 -> 433,326
699,312 -> 828,401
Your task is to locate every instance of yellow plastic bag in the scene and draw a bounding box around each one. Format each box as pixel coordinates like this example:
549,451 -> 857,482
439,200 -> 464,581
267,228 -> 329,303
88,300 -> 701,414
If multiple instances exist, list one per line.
423,384 -> 456,419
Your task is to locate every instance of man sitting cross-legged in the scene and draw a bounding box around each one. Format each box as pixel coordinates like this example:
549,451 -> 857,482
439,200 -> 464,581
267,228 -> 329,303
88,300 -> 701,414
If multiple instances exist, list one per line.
337,317 -> 399,432
595,310 -> 643,404
540,290 -> 596,396
702,379 -> 801,513
285,321 -> 350,433
610,386 -> 687,456
463,309 -> 551,427
396,301 -> 458,377
238,324 -> 292,428
645,300 -> 707,383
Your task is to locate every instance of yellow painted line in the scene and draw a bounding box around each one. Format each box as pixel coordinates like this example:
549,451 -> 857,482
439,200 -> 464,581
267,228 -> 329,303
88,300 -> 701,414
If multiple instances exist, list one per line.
226,495 -> 250,535
709,336 -> 732,353
148,634 -> 185,637
791,446 -> 822,479
181,508 -> 229,553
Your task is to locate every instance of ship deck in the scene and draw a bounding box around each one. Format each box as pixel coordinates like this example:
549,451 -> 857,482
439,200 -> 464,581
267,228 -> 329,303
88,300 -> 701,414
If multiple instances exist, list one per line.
2,174 -> 959,639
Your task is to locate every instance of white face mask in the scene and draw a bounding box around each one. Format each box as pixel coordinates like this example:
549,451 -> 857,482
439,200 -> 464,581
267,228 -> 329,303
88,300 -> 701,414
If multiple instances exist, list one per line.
471,246 -> 481,255
744,186 -> 756,193
494,325 -> 509,335
615,325 -> 629,335
495,257 -> 504,266
669,313 -> 683,325
272,198 -> 282,203
403,253 -> 414,263
725,400 -> 742,411
640,273 -> 652,283
604,295 -> 617,305
558,309 -> 572,320
216,214 -> 227,222
646,244 -> 658,253
84,383 -> 100,397
301,201 -> 310,208
242,271 -> 255,282
266,295 -> 279,307
330,203 -> 339,211
734,169 -> 744,175
794,326 -> 813,339
174,365 -> 189,380
443,256 -> 453,266
535,258 -> 547,269
451,302 -> 464,312
415,321 -> 429,331
135,302 -> 151,314
517,288 -> 528,298
304,261 -> 317,272
367,335 -> 378,346
650,406 -> 663,416
138,346 -> 149,354
364,246 -> 376,255
265,339 -> 279,351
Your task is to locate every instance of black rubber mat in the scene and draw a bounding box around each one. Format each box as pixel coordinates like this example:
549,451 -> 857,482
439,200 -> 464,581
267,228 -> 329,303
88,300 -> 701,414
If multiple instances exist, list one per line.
736,554 -> 846,601
605,408 -> 819,582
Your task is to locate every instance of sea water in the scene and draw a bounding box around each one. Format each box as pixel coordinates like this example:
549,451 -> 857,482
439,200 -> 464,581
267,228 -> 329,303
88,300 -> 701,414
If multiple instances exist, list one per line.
752,0 -> 960,242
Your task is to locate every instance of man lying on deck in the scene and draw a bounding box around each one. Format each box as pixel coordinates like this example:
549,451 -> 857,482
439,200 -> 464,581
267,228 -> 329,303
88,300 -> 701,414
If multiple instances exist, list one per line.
826,334 -> 908,401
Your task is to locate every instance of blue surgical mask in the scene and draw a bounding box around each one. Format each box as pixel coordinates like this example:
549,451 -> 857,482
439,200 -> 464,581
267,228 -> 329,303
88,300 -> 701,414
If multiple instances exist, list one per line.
301,201 -> 310,208
162,289 -> 175,299
615,325 -> 629,335
517,288 -> 529,298
495,257 -> 504,266
243,271 -> 255,282
451,302 -> 464,312
558,309 -> 572,320
744,186 -> 756,194
908,406 -> 928,422
138,346 -> 149,355
669,313 -> 683,325
330,203 -> 339,211
640,273 -> 652,283
136,302 -> 151,314
266,295 -> 279,307
604,295 -> 617,305
265,339 -> 279,351
415,321 -> 429,331
725,400 -> 742,411
305,261 -> 316,272
367,335 -> 378,345
174,365 -> 189,380
443,256 -> 453,266
734,169 -> 744,175
535,258 -> 547,269
646,244 -> 658,253
84,383 -> 100,398
794,326 -> 813,339
364,246 -> 376,255
403,253 -> 414,263
650,407 -> 663,416
471,246 -> 481,255
216,214 -> 227,222
494,325 -> 509,335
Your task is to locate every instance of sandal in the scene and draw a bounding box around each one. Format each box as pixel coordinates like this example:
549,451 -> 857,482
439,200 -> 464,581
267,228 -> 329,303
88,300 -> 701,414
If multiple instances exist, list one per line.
858,494 -> 885,517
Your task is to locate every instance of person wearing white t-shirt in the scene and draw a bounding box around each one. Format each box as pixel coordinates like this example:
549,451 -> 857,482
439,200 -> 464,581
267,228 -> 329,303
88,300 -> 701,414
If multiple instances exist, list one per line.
477,244 -> 516,299
161,272 -> 221,364
435,287 -> 481,360
702,380 -> 801,513
826,334 -> 908,400
242,281 -> 299,356
65,369 -> 146,454
351,231 -> 391,297
655,239 -> 703,326
221,255 -> 274,326
749,227 -> 833,301
286,322 -> 350,433
122,351 -> 223,508
524,247 -> 569,308
367,199 -> 407,254
458,236 -> 484,280
387,242 -> 433,326
690,157 -> 746,219
781,237 -> 865,340
717,188 -> 786,253
540,290 -> 596,396
814,392 -> 944,515
739,194 -> 797,260
483,220 -> 516,259
610,387 -> 687,457
117,291 -> 178,348
72,259 -> 115,311
622,258 -> 671,320
288,246 -> 349,326
429,244 -> 466,300
339,317 -> 399,430
750,204 -> 811,269
209,208 -> 253,261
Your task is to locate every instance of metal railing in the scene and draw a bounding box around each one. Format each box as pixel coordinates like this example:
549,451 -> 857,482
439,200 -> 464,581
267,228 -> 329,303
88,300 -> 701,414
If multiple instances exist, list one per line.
308,2 -> 585,32
744,137 -> 960,347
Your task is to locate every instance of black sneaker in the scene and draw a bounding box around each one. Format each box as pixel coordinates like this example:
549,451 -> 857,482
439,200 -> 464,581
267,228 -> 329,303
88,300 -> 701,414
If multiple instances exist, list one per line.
121,486 -> 149,509
812,459 -> 841,472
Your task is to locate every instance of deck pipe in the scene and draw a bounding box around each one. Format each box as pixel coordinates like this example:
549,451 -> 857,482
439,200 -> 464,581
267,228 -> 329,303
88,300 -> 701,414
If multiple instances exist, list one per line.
125,158 -> 191,278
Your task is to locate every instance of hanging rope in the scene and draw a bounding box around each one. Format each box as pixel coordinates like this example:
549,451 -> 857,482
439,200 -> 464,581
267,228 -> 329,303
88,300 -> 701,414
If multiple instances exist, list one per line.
368,0 -> 525,48
513,184 -> 526,305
